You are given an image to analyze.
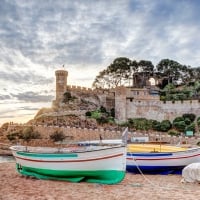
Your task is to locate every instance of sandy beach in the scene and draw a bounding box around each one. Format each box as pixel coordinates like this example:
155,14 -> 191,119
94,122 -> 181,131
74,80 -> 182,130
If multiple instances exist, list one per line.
0,162 -> 199,200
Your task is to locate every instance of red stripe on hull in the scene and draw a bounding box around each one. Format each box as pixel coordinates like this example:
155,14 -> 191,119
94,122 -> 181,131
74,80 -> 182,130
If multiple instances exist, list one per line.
15,153 -> 123,163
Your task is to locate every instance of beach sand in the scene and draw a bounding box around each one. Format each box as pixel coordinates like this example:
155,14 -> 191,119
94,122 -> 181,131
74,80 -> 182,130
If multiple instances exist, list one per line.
0,162 -> 199,200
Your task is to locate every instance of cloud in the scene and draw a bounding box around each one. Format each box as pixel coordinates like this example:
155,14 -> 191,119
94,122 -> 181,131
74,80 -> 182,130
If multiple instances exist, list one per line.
1,0 -> 200,124
0,94 -> 11,100
11,91 -> 54,103
0,70 -> 53,85
1,0 -> 200,69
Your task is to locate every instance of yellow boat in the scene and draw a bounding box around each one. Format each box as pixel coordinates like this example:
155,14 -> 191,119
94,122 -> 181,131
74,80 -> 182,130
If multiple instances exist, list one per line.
127,144 -> 187,152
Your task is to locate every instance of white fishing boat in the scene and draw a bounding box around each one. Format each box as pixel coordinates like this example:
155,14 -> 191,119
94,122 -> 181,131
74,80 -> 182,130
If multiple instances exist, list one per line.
126,147 -> 200,174
10,128 -> 128,184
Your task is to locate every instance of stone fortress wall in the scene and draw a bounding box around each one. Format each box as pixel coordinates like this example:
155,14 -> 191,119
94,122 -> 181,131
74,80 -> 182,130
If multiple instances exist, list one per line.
34,125 -> 200,145
7,125 -> 200,146
54,69 -> 200,123
125,99 -> 200,122
115,86 -> 200,122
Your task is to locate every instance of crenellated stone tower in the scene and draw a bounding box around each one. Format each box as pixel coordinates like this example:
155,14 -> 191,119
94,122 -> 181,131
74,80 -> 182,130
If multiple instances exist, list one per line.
54,69 -> 68,106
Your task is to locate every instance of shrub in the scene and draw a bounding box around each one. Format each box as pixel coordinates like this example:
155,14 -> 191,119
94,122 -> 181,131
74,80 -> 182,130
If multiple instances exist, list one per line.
151,120 -> 161,131
63,92 -> 72,103
159,120 -> 172,132
50,131 -> 65,142
100,106 -> 107,113
173,117 -> 184,123
184,118 -> 191,125
96,116 -> 108,124
22,127 -> 41,142
63,92 -> 77,103
91,111 -> 101,119
110,108 -> 115,118
127,118 -> 151,130
168,130 -> 180,136
173,121 -> 186,132
85,111 -> 92,117
7,130 -> 23,141
182,113 -> 196,123
7,133 -> 17,141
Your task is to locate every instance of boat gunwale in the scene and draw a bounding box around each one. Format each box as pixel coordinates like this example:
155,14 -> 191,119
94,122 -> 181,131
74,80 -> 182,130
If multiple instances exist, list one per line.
10,145 -> 125,155
127,147 -> 200,155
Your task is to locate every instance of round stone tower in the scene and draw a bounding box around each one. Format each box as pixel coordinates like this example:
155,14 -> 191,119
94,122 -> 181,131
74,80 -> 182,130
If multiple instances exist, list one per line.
55,69 -> 68,102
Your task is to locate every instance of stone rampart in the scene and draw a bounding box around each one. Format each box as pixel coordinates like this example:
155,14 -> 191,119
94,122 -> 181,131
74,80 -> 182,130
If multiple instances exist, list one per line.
126,99 -> 200,122
115,86 -> 200,122
7,125 -> 200,146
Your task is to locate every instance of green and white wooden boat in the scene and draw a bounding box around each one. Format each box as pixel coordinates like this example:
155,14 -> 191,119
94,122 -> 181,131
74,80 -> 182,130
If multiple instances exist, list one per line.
10,144 -> 126,184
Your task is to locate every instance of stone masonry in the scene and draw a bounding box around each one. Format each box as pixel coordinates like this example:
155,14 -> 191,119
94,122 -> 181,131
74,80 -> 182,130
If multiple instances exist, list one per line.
52,69 -> 200,123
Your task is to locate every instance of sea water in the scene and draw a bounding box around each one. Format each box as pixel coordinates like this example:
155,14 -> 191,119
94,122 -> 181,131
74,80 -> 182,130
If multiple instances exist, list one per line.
0,155 -> 14,163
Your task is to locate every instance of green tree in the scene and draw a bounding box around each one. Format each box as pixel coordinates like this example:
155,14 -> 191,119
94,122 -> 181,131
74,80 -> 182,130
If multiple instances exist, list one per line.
159,120 -> 172,132
137,60 -> 154,74
156,59 -> 184,86
151,120 -> 161,131
173,116 -> 184,123
92,57 -> 135,89
173,121 -> 186,132
190,67 -> 200,82
133,60 -> 154,87
182,113 -> 196,123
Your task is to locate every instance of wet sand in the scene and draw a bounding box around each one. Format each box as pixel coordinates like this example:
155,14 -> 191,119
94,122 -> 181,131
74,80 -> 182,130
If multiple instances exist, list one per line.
0,162 -> 199,200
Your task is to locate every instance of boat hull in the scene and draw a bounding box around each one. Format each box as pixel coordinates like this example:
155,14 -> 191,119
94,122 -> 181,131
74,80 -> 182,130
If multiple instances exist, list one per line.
126,147 -> 200,174
11,145 -> 126,184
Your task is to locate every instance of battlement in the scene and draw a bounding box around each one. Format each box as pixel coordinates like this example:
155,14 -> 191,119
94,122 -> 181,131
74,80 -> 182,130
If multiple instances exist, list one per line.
161,99 -> 200,105
66,85 -> 115,96
55,70 -> 68,76
66,85 -> 93,92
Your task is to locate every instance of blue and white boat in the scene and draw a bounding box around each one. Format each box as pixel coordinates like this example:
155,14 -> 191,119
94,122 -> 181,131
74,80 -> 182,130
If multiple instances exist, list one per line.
126,147 -> 200,174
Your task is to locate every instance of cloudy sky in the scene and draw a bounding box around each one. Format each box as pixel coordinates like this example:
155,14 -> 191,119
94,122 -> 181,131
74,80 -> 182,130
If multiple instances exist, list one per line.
0,0 -> 200,125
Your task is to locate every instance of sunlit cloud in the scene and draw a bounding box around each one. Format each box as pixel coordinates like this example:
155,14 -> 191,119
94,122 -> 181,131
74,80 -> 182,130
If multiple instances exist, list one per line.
0,0 -> 200,124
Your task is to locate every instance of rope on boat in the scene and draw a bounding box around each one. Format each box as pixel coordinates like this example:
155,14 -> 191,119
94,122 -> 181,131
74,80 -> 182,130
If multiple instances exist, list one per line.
132,158 -> 158,187
131,157 -> 193,191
